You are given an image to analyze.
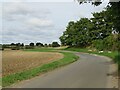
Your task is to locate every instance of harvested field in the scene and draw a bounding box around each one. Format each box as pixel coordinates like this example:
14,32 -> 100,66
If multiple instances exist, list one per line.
2,50 -> 64,76
0,51 -> 2,77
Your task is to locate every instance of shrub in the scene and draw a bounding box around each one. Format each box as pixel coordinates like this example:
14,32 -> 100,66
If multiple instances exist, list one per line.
114,52 -> 120,70
92,40 -> 104,51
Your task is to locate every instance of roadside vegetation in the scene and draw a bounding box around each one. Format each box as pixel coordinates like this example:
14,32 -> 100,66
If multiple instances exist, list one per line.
60,2 -> 120,71
2,49 -> 79,87
1,1 -> 120,87
63,47 -> 120,70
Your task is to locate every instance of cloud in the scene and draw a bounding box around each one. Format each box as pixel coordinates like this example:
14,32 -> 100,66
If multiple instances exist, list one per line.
26,18 -> 54,28
3,0 -> 73,2
2,2 -> 108,44
3,2 -> 54,29
3,2 -> 51,21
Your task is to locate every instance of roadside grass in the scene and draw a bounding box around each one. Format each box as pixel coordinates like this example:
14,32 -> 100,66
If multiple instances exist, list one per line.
0,78 -> 2,86
2,50 -> 79,87
64,47 -> 120,70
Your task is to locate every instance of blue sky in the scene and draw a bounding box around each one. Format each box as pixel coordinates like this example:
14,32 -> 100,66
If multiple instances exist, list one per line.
1,0 -> 109,44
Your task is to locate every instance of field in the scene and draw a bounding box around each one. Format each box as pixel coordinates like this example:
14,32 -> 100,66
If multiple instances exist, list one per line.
2,50 -> 63,76
2,49 -> 79,87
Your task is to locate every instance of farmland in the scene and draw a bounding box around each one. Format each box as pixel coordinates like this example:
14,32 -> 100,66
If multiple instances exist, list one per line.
2,48 -> 79,87
2,50 -> 63,76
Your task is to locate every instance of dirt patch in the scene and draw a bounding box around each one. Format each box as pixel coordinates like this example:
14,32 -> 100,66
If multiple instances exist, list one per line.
2,50 -> 63,76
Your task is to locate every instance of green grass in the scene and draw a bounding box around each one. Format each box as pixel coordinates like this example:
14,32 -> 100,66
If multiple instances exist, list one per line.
64,47 -> 89,52
64,47 -> 120,70
2,51 -> 79,87
64,47 -> 118,58
0,78 -> 2,86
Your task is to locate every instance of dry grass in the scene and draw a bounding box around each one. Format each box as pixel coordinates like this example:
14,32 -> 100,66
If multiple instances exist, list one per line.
2,50 -> 63,76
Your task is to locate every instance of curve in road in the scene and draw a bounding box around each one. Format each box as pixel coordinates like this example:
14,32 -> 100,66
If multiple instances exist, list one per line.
10,52 -> 117,88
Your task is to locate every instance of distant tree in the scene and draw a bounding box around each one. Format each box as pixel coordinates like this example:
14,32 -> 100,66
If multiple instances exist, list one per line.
36,42 -> 44,47
11,43 -> 16,46
48,44 -> 52,47
21,43 -> 24,47
10,43 -> 20,50
44,43 -> 48,47
52,42 -> 60,47
16,43 -> 21,47
29,43 -> 34,47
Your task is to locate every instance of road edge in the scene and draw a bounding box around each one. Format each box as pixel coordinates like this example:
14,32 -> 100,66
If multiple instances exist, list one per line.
88,53 -> 118,88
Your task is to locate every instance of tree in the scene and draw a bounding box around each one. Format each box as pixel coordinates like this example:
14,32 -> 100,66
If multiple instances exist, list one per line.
44,43 -> 48,47
52,42 -> 60,47
48,44 -> 52,47
76,0 -> 120,32
21,43 -> 24,47
91,11 -> 113,40
11,43 -> 16,46
60,18 -> 94,47
16,43 -> 21,47
60,1 -> 119,51
10,43 -> 20,50
29,43 -> 34,47
36,42 -> 44,47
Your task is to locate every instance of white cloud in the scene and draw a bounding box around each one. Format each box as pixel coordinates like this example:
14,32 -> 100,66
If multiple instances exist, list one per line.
3,2 -> 50,21
3,2 -> 53,30
2,2 -> 108,44
3,0 -> 73,2
26,18 -> 54,28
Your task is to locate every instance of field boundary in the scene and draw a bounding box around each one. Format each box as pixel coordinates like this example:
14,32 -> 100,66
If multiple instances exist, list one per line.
2,51 -> 79,87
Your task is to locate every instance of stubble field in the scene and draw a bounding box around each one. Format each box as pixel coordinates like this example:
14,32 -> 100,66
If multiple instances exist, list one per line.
2,50 -> 63,76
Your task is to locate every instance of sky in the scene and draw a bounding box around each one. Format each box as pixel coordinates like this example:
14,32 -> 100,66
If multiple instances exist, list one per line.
1,0 -> 109,44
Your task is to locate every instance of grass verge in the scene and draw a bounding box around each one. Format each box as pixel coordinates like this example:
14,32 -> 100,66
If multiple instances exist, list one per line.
2,51 -> 79,87
64,47 -> 120,70
0,78 -> 2,86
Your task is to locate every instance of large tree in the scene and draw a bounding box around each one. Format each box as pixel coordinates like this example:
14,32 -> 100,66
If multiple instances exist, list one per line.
60,18 -> 94,47
91,11 -> 113,40
60,0 -> 120,51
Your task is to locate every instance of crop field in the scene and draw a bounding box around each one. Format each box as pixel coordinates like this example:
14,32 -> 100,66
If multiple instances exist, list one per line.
2,50 -> 63,76
0,51 -> 1,78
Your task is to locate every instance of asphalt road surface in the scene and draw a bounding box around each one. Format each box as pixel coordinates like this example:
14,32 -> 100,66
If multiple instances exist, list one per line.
11,52 -> 115,88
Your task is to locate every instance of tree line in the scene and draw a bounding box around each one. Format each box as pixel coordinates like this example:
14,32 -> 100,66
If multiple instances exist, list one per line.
60,2 -> 120,51
1,42 -> 60,50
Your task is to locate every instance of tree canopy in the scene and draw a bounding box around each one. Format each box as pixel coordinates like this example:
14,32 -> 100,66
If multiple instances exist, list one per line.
60,1 -> 120,51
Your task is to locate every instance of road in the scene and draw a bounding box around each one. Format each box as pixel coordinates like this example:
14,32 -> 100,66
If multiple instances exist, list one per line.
10,52 -> 117,88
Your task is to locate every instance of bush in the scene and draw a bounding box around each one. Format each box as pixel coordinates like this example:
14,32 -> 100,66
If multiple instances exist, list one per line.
92,40 -> 104,51
114,52 -> 120,70
103,35 -> 120,51
92,34 -> 120,51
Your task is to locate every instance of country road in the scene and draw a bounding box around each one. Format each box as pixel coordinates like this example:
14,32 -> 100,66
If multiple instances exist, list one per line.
10,52 -> 118,88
